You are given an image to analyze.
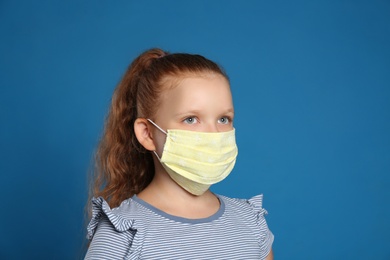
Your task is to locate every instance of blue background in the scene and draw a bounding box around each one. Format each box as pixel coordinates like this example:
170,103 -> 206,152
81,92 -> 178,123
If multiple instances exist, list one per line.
1,1 -> 389,259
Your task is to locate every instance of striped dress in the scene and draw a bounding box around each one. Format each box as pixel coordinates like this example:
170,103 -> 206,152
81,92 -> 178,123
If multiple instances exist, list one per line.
85,194 -> 274,259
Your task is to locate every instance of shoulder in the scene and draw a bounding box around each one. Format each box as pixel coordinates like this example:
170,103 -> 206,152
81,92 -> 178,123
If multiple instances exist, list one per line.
86,197 -> 139,239
219,194 -> 270,230
85,197 -> 144,259
219,194 -> 274,258
219,194 -> 267,216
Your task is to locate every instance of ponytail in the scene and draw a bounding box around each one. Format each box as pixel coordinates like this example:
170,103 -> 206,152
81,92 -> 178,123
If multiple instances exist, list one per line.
91,49 -> 166,208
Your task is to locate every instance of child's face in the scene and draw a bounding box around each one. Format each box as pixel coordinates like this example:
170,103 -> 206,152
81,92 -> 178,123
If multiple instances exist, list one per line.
153,74 -> 234,134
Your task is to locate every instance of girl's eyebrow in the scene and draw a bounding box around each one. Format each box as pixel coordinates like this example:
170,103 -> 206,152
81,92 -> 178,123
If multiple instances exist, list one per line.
174,110 -> 202,116
174,108 -> 235,117
219,108 -> 235,116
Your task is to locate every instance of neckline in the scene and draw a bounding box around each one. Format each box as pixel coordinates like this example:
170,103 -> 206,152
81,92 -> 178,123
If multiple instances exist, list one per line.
132,194 -> 225,224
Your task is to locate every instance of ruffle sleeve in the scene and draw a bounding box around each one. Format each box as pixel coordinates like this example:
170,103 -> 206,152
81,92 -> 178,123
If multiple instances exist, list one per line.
247,194 -> 274,258
87,197 -> 135,239
86,197 -> 144,260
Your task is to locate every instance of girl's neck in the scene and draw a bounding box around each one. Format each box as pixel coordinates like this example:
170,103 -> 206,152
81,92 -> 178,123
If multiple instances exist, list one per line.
137,166 -> 220,219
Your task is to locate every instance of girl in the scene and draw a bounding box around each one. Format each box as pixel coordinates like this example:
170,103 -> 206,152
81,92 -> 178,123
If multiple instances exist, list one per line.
85,48 -> 274,259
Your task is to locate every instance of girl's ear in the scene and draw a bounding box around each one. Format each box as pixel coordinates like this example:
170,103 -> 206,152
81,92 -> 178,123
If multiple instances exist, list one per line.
134,118 -> 156,151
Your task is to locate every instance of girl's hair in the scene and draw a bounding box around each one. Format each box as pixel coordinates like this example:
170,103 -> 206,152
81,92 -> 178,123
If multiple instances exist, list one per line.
91,48 -> 228,208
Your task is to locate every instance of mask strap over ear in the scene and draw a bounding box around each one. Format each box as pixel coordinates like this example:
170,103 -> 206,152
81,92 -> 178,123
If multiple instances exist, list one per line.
147,119 -> 168,135
152,150 -> 162,160
147,119 -> 166,160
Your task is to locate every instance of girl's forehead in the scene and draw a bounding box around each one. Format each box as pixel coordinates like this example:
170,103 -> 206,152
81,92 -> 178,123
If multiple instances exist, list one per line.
160,72 -> 228,90
156,75 -> 233,113
161,75 -> 230,97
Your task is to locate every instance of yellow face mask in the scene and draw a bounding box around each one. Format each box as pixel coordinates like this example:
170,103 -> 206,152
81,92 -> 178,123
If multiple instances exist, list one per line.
148,119 -> 238,195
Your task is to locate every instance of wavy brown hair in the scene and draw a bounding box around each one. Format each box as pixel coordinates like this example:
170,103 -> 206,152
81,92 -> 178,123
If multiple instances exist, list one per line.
90,48 -> 228,208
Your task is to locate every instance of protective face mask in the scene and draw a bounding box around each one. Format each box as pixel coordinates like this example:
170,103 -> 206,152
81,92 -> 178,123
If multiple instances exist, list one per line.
148,119 -> 238,195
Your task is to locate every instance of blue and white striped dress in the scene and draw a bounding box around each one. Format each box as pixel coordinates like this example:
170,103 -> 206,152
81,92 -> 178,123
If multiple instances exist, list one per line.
85,194 -> 274,259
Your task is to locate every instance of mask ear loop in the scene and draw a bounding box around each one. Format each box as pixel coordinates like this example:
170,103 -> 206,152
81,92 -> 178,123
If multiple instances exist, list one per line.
147,119 -> 167,135
147,119 -> 167,160
152,151 -> 162,160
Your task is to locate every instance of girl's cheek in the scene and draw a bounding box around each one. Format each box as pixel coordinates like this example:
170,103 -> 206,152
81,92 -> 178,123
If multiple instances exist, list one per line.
218,124 -> 234,132
153,132 -> 167,156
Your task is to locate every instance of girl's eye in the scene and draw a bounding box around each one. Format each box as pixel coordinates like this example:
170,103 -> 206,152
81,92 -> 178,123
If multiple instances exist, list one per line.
218,117 -> 231,124
184,117 -> 198,124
